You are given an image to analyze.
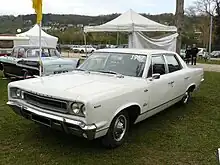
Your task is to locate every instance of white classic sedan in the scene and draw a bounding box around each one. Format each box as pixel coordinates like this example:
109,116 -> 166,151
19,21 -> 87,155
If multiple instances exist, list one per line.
7,49 -> 204,148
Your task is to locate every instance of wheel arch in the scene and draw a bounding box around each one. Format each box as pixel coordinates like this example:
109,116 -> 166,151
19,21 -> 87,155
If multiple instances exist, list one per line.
112,103 -> 142,125
186,83 -> 196,92
0,63 -> 3,71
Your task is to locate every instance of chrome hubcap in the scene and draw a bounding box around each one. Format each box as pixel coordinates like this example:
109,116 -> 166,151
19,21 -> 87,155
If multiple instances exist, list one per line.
113,115 -> 127,142
183,92 -> 189,104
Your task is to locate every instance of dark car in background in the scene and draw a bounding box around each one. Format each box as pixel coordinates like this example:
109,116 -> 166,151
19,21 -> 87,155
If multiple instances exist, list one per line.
0,45 -> 80,79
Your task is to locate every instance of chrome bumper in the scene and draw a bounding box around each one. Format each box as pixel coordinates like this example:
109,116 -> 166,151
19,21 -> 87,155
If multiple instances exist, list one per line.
7,101 -> 97,140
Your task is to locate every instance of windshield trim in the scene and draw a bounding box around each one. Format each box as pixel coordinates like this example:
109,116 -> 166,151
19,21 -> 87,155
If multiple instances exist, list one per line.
79,52 -> 147,78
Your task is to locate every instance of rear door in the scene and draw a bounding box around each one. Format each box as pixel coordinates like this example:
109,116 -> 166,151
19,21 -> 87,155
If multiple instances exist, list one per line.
164,53 -> 186,100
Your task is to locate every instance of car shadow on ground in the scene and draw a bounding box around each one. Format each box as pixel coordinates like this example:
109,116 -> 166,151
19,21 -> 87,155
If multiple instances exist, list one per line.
24,100 -> 196,152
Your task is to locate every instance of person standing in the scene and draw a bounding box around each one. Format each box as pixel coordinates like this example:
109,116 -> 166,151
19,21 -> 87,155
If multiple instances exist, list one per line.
191,44 -> 199,65
185,45 -> 191,64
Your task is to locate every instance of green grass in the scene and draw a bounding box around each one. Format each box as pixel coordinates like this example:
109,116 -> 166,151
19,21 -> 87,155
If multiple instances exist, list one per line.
198,58 -> 220,65
1,72 -> 220,165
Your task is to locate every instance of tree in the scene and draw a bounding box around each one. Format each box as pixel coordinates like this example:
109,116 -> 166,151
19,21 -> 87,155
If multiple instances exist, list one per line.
187,0 -> 220,51
214,0 -> 220,49
175,0 -> 185,54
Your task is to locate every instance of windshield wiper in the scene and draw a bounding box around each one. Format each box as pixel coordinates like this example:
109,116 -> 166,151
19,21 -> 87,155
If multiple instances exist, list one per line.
74,68 -> 86,71
97,70 -> 124,76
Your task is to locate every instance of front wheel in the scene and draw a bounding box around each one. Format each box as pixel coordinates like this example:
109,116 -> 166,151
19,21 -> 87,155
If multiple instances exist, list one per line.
101,111 -> 129,149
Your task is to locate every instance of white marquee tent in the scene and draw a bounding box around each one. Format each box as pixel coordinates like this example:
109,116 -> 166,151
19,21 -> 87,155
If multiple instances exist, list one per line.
17,24 -> 58,48
128,32 -> 179,51
84,9 -> 177,32
84,9 -> 178,51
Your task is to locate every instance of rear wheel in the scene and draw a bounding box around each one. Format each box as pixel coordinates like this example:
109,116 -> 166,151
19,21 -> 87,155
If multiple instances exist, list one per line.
3,71 -> 10,78
101,111 -> 129,149
2,65 -> 10,79
181,90 -> 192,105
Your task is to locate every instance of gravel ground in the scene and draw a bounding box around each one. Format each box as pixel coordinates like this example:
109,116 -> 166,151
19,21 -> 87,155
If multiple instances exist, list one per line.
190,63 -> 220,72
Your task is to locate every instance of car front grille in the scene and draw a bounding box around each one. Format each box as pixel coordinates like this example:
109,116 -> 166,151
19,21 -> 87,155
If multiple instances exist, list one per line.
23,92 -> 68,113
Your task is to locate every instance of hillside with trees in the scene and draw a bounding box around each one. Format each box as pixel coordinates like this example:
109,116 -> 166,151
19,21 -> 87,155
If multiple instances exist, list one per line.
0,6 -> 219,49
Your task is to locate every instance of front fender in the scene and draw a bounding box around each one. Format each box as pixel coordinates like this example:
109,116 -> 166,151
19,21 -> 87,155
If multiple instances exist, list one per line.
111,102 -> 142,122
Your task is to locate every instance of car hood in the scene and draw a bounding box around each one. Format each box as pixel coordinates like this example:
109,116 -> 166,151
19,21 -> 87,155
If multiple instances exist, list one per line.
9,72 -> 144,102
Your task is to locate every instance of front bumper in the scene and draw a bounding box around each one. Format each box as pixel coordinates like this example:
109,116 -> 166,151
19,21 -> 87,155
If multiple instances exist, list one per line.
7,101 -> 97,140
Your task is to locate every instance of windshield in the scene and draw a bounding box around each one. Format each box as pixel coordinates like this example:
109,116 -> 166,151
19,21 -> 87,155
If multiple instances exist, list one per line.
26,48 -> 60,58
79,52 -> 147,77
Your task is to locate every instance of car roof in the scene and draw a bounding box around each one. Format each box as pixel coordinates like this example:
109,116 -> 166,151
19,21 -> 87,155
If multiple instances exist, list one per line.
95,48 -> 177,55
14,45 -> 55,49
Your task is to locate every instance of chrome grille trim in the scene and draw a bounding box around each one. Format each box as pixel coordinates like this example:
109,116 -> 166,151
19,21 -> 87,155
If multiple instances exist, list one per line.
23,92 -> 68,113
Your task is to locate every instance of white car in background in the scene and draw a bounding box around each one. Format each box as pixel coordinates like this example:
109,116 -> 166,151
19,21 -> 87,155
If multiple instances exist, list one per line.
210,51 -> 220,58
72,45 -> 96,53
7,49 -> 204,148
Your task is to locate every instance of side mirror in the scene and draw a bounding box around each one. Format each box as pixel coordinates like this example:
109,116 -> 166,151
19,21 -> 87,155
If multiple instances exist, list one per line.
152,73 -> 160,80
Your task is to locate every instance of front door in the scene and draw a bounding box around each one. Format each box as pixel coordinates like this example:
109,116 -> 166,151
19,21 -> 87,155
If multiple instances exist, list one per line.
146,54 -> 172,116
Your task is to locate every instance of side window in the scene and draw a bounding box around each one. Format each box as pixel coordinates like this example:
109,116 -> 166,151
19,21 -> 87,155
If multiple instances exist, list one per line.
17,48 -> 25,58
148,55 -> 166,77
41,49 -> 50,57
49,49 -> 60,57
165,54 -> 182,73
11,48 -> 19,57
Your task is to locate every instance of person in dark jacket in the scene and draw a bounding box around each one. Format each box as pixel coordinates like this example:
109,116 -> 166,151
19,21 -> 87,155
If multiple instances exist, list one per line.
191,44 -> 199,65
185,45 -> 191,64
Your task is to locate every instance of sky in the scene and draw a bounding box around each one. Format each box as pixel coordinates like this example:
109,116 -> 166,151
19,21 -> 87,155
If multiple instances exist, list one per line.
0,0 -> 194,16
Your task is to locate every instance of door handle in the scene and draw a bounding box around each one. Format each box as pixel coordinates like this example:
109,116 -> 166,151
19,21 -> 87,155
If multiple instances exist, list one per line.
168,81 -> 174,85
184,76 -> 190,80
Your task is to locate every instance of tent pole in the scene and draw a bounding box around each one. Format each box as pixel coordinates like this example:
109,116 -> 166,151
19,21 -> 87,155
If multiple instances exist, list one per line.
131,23 -> 134,48
117,32 -> 119,45
39,22 -> 43,77
83,32 -> 88,57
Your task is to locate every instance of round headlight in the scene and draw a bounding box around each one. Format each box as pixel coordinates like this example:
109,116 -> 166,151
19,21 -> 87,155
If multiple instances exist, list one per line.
21,91 -> 24,99
71,103 -> 80,114
16,89 -> 21,97
81,105 -> 86,116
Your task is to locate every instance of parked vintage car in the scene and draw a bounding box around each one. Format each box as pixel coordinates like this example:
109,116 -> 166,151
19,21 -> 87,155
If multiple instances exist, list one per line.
72,45 -> 96,53
0,45 -> 80,79
7,48 -> 204,148
210,51 -> 220,58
